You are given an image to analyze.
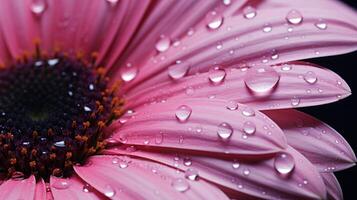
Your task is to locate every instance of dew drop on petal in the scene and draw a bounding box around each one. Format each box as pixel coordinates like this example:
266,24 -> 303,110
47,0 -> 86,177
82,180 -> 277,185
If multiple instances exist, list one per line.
168,61 -> 190,80
183,157 -> 192,166
315,19 -> 327,30
82,184 -> 93,193
171,178 -> 190,192
185,168 -> 199,181
303,71 -> 318,84
31,0 -> 46,15
52,179 -> 71,190
206,11 -> 224,30
120,64 -> 138,82
175,105 -> 192,122
104,185 -> 116,197
208,68 -> 226,84
217,122 -> 233,140
222,0 -> 231,6
226,100 -> 239,111
274,153 -> 295,175
291,96 -> 300,107
241,107 -> 255,117
243,168 -> 250,176
106,0 -> 118,5
243,6 -> 257,19
111,157 -> 119,164
155,36 -> 171,52
232,160 -> 240,169
286,9 -> 303,25
281,64 -> 292,71
262,24 -> 272,33
243,121 -> 256,135
244,66 -> 280,93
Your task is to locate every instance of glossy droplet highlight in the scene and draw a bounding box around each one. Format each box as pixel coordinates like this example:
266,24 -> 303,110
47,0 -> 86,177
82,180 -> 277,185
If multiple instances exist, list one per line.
262,24 -> 272,33
232,160 -> 240,169
243,6 -> 257,19
243,121 -> 256,135
31,0 -> 46,15
286,10 -> 303,25
217,122 -> 233,140
52,179 -> 71,190
104,185 -> 116,197
303,71 -> 318,84
172,178 -> 190,192
208,68 -> 226,84
241,107 -> 255,117
185,168 -> 199,181
315,19 -> 327,30
168,61 -> 190,80
291,97 -> 300,107
120,64 -> 138,82
82,184 -> 93,193
274,153 -> 295,175
226,100 -> 239,111
244,66 -> 280,93
175,105 -> 192,122
155,36 -> 171,52
206,11 -> 224,30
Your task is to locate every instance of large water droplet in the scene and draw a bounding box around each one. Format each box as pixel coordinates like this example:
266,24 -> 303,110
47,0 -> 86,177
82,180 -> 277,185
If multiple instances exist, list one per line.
103,185 -> 116,197
286,10 -> 303,25
175,105 -> 192,122
243,121 -> 256,135
208,68 -> 226,84
168,61 -> 190,80
121,63 -> 138,82
172,178 -> 190,192
244,66 -> 280,93
155,36 -> 171,52
185,168 -> 199,181
206,11 -> 224,30
52,179 -> 71,190
217,122 -> 233,140
315,19 -> 327,30
243,6 -> 257,19
31,0 -> 46,15
274,153 -> 295,175
303,71 -> 318,84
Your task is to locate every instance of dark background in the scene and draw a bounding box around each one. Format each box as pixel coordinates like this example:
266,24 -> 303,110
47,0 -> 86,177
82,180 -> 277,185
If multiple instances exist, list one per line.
303,1 -> 356,199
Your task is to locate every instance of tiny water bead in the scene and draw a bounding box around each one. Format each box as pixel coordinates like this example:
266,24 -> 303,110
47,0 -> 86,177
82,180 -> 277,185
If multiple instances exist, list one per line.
243,6 -> 257,19
0,51 -> 123,179
315,19 -> 328,30
244,66 -> 280,94
175,105 -> 192,122
274,153 -> 295,175
303,71 -> 318,84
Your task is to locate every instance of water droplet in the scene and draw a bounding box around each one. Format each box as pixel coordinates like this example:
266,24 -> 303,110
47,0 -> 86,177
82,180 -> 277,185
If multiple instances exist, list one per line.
68,91 -> 73,96
183,157 -> 192,166
291,97 -> 300,107
271,50 -> 279,60
206,11 -> 224,30
303,71 -> 318,84
244,66 -> 280,93
155,132 -> 164,144
31,0 -> 46,15
243,121 -> 256,135
243,168 -> 250,176
232,160 -> 240,169
262,24 -> 272,33
226,100 -> 239,111
217,122 -> 233,140
281,64 -> 292,71
84,106 -> 92,112
175,105 -> 192,122
315,19 -> 327,30
241,107 -> 255,117
243,6 -> 257,19
54,140 -> 65,148
274,153 -> 295,175
187,28 -> 195,36
119,159 -> 130,169
208,68 -> 226,84
286,9 -> 303,25
48,58 -> 59,66
168,61 -> 190,80
216,42 -> 223,50
222,0 -> 231,6
103,185 -> 116,197
88,84 -> 95,91
52,179 -> 71,190
171,178 -> 190,192
185,168 -> 199,181
106,0 -> 118,5
112,157 -> 119,164
155,36 -> 171,52
120,64 -> 138,82
82,184 -> 93,193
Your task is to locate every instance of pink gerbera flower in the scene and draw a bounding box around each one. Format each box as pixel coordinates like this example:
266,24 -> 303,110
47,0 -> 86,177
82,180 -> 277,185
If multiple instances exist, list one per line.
0,0 -> 355,199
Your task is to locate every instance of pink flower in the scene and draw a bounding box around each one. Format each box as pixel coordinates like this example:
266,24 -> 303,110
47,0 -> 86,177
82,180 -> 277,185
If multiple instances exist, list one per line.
0,0 -> 355,199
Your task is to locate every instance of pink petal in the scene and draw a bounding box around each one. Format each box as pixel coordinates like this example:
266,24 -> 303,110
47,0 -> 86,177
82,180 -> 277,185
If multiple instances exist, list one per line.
74,155 -> 229,200
104,146 -> 327,199
125,62 -> 350,110
120,1 -> 357,92
35,179 -> 47,200
50,174 -> 104,200
265,109 -> 356,172
321,173 -> 343,200
0,175 -> 36,200
111,98 -> 287,155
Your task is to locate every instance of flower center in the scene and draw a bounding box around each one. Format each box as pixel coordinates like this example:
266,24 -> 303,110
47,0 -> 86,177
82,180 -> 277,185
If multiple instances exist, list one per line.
0,52 -> 122,180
